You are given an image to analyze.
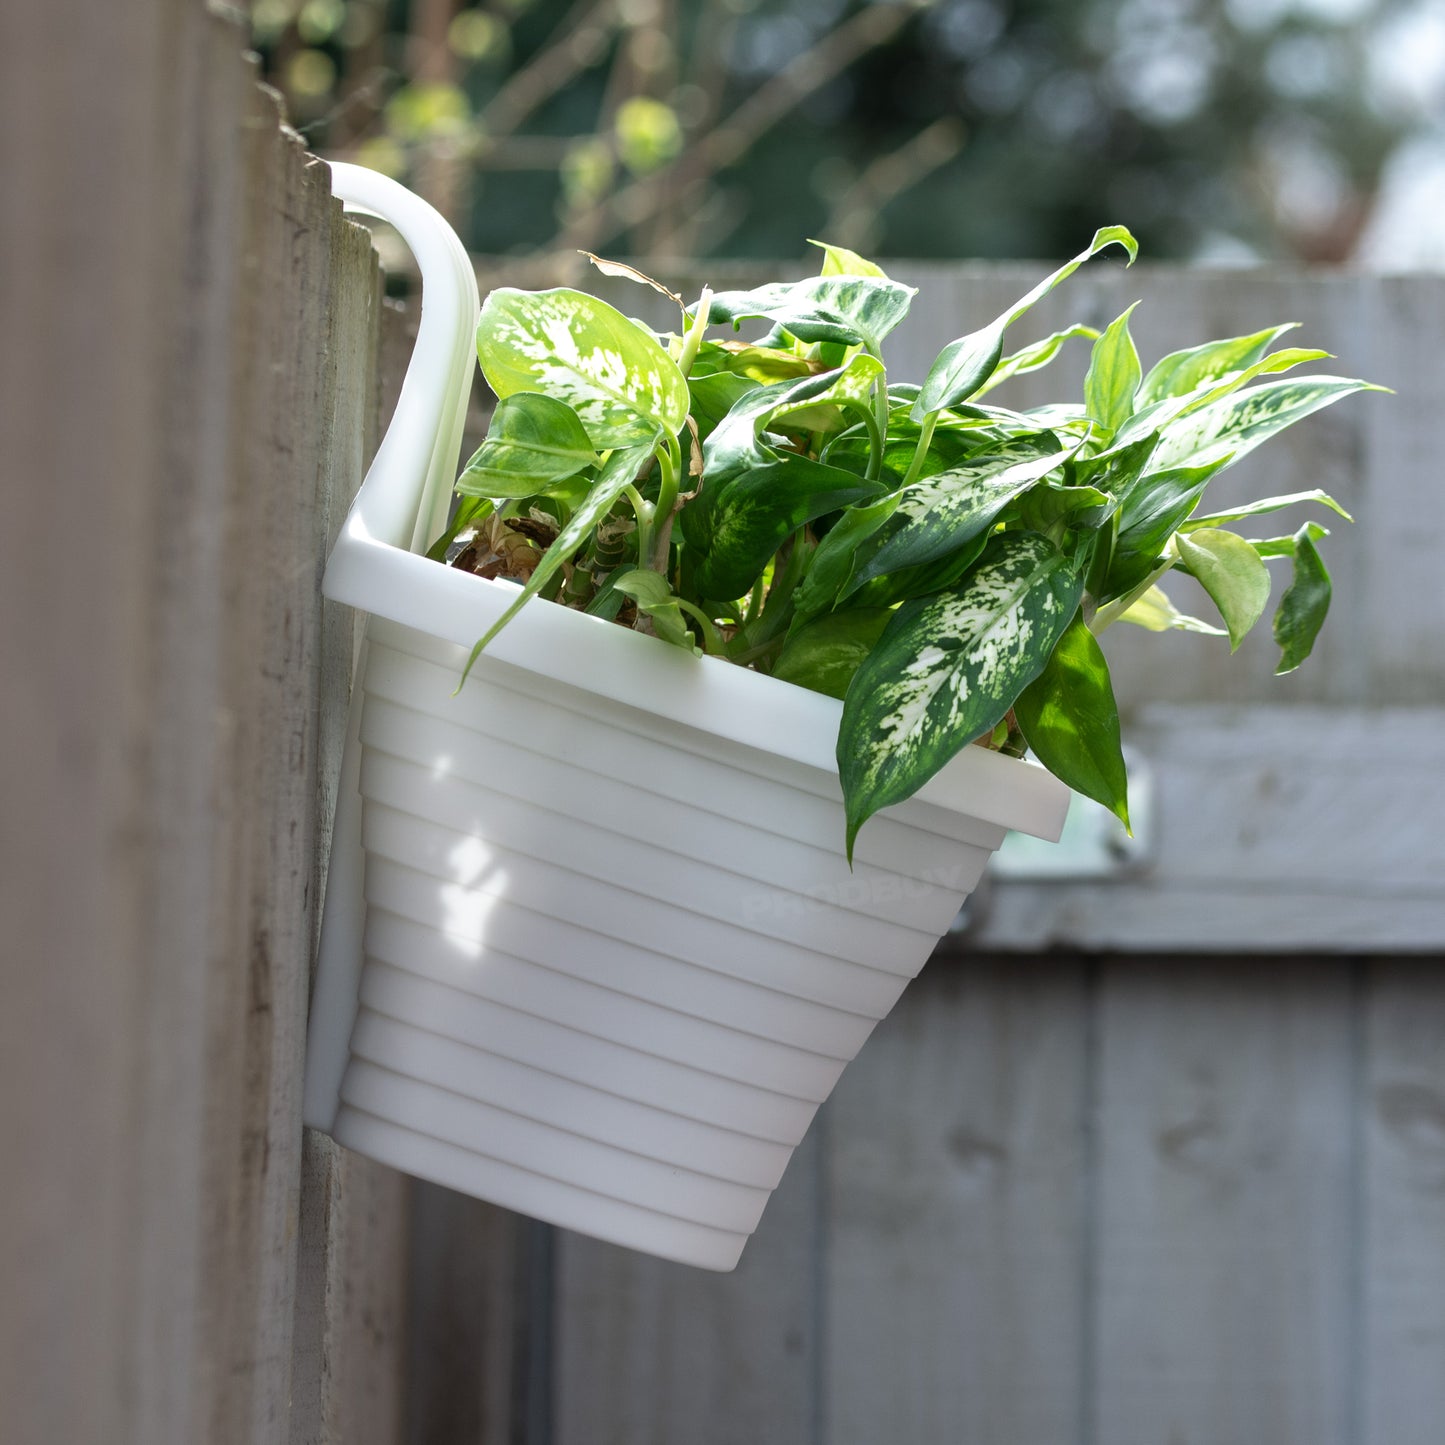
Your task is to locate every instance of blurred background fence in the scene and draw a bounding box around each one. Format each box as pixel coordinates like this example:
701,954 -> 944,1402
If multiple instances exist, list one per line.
5,3 -> 1444,1444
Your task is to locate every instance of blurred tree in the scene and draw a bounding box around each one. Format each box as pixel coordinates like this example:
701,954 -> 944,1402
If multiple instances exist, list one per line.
248,0 -> 1418,276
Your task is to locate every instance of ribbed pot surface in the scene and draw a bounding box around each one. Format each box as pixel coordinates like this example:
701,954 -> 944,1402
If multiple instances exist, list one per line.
331,618 -> 1006,1270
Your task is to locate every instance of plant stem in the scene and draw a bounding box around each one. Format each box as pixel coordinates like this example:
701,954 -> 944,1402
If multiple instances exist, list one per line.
760,534 -> 810,621
842,398 -> 883,482
650,435 -> 683,571
1089,558 -> 1174,634
623,484 -> 653,573
675,598 -> 726,653
678,287 -> 713,377
744,573 -> 766,625
899,410 -> 937,490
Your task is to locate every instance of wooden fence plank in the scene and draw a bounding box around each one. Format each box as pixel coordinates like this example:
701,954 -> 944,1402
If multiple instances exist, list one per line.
822,958 -> 1090,1445
0,4 -> 410,1439
1360,958 -> 1445,1445
404,1188 -> 531,1445
552,1128 -> 822,1445
1091,958 -> 1356,1445
967,705 -> 1445,954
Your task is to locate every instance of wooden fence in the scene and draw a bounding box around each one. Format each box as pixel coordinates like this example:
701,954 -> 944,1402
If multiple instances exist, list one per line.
4,8 -> 1443,1444
3,5 -> 409,1441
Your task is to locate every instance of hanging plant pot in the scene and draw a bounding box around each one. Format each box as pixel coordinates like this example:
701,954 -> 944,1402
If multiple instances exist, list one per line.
302,165 -> 1070,1271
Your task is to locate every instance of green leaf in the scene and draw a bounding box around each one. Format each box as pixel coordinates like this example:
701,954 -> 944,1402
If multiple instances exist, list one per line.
809,239 -> 888,278
685,356 -> 888,597
1173,527 -> 1272,651
913,226 -> 1137,420
1072,431 -> 1159,500
427,494 -> 492,562
772,607 -> 893,699
1014,611 -> 1130,828
1274,524 -> 1331,674
612,568 -> 695,651
1137,324 -> 1297,406
1104,462 -> 1221,598
704,355 -> 884,482
460,439 -> 658,681
1245,521 -> 1329,559
1084,303 -> 1142,432
707,274 -> 916,356
792,494 -> 900,622
456,393 -> 601,498
847,531 -> 991,610
975,324 -> 1100,397
1182,489 -> 1353,530
682,453 -> 882,600
847,437 -> 1079,593
838,531 -> 1083,858
477,287 -> 689,447
1148,375 -> 1382,475
1114,584 -> 1225,634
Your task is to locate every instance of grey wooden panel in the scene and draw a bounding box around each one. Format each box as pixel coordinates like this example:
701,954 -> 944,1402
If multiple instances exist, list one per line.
405,1186 -> 530,1445
1358,277 -> 1445,703
967,704 -> 1445,953
552,1127 -> 822,1445
823,958 -> 1090,1445
292,1134 -> 412,1445
1360,958 -> 1445,1445
0,4 -> 408,1440
1091,957 -> 1356,1445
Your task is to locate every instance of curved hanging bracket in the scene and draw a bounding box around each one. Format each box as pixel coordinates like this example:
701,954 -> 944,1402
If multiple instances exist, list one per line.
303,164 -> 478,1133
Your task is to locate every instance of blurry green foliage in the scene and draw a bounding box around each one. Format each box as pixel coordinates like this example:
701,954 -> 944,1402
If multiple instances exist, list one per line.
249,0 -> 1415,268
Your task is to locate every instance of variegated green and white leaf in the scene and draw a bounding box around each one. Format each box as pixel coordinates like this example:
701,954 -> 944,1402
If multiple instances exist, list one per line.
477,287 -> 689,447
838,531 -> 1082,856
913,225 -> 1137,420
456,392 -> 601,498
1117,347 -> 1332,451
1137,323 -> 1298,406
707,274 -> 915,355
846,436 -> 1080,593
681,453 -> 882,601
1147,374 -> 1381,474
703,355 -> 883,483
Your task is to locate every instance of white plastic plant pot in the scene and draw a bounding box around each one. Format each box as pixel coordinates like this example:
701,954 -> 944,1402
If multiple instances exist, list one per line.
303,164 -> 1072,1272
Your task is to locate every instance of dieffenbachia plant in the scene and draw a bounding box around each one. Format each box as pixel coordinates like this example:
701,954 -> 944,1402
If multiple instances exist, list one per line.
441,231 -> 1382,858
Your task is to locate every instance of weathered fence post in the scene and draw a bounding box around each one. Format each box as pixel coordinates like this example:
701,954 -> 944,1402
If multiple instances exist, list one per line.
1,5 -> 410,1441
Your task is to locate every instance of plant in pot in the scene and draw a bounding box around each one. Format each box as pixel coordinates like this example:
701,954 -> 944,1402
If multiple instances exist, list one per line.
304,164 -> 1378,1270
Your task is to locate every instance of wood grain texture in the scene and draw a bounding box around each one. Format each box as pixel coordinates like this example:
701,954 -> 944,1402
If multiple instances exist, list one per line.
1091,957 -> 1357,1445
1359,958 -> 1445,1445
965,704 -> 1445,953
405,1187 -> 531,1445
552,1128 -> 822,1445
0,5 -> 407,1441
823,958 -> 1090,1445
